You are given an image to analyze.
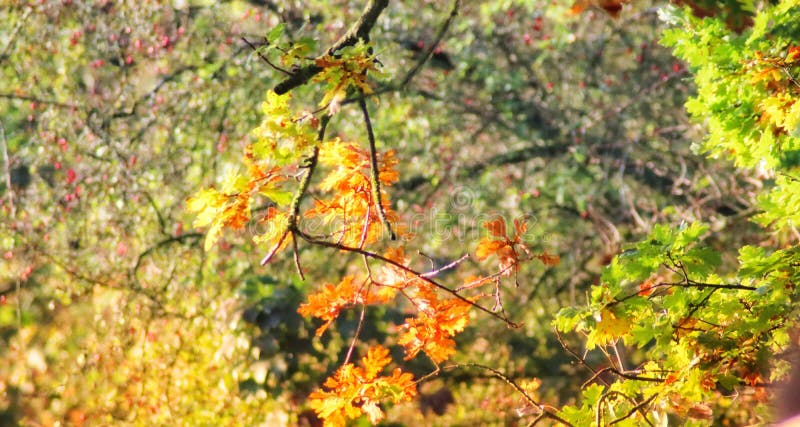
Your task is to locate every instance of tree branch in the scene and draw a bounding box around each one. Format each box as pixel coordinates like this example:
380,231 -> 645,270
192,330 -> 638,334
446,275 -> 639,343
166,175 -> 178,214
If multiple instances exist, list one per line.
398,0 -> 461,88
0,93 -> 78,110
241,37 -> 292,75
261,115 -> 329,266
446,363 -> 574,427
273,0 -> 390,95
293,228 -> 520,327
359,96 -> 395,240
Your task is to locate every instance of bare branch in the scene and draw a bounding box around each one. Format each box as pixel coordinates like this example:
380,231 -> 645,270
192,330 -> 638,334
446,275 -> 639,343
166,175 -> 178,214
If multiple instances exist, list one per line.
399,0 -> 461,88
447,363 -> 574,427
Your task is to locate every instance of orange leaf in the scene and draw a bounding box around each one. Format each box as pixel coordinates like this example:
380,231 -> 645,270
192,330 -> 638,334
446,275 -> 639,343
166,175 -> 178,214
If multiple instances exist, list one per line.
514,217 -> 528,236
569,0 -> 589,15
536,251 -> 560,266
308,345 -> 417,426
484,217 -> 508,239
361,345 -> 392,380
476,239 -> 507,260
297,276 -> 363,336
399,294 -> 472,363
638,278 -> 655,296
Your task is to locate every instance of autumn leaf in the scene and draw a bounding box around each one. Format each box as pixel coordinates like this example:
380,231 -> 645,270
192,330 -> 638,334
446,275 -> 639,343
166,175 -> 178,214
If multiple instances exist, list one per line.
569,0 -> 630,18
588,308 -> 631,348
638,277 -> 656,296
308,345 -> 417,427
298,275 -> 364,336
306,139 -> 401,247
399,289 -> 472,363
535,251 -> 560,267
475,239 -> 508,261
475,217 -> 524,274
484,217 -> 508,239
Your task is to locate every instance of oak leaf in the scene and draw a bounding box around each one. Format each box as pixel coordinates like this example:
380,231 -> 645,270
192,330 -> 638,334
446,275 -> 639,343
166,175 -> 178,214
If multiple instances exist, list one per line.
308,345 -> 416,427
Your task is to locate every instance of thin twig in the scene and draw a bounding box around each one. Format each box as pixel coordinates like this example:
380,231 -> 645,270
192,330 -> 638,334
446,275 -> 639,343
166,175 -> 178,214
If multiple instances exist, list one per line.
344,300 -> 368,365
399,0 -> 461,88
609,393 -> 658,426
448,363 -> 574,427
527,413 -> 546,427
597,390 -> 655,427
259,229 -> 290,266
555,329 -> 609,386
419,253 -> 469,278
261,116 -> 329,266
290,116 -> 329,223
292,233 -> 305,280
241,37 -> 292,75
359,96 -> 395,240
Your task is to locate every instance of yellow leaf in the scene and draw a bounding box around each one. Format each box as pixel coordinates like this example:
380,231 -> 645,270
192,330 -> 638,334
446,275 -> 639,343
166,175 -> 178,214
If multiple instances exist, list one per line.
186,188 -> 226,228
204,221 -> 223,251
590,308 -> 631,347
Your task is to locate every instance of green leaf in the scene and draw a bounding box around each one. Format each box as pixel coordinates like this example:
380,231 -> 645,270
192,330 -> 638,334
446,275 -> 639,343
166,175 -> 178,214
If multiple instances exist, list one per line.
267,23 -> 285,44
261,189 -> 293,206
582,383 -> 606,407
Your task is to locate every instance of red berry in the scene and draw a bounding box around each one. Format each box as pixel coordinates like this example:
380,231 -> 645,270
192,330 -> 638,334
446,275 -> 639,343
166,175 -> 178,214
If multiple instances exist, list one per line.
66,168 -> 77,184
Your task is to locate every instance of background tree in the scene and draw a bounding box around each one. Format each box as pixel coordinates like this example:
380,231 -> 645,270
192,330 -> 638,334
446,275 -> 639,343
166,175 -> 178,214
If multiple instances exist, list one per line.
1,0 -> 796,426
